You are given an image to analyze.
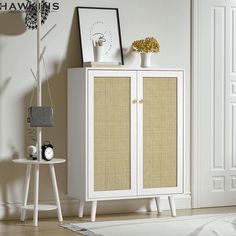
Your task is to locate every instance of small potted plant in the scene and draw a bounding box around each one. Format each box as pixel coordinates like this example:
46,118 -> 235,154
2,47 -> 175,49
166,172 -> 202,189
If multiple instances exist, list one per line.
131,37 -> 160,68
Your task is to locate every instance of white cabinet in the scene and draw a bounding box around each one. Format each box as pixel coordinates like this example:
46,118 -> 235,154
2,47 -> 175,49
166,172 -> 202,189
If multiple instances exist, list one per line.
68,68 -> 185,221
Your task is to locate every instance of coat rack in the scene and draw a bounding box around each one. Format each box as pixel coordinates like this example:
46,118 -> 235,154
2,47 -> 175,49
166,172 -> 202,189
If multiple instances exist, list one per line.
13,0 -> 65,226
37,0 -> 42,161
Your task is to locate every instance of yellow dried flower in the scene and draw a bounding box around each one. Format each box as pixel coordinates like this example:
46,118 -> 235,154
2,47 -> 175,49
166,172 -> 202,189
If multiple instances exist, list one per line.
132,37 -> 160,53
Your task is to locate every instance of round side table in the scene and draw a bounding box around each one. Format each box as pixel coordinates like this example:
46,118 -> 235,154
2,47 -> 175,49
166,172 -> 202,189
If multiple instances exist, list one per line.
13,158 -> 66,226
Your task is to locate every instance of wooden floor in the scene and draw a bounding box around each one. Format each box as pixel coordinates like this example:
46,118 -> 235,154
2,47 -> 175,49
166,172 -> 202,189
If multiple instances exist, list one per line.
1,207 -> 236,236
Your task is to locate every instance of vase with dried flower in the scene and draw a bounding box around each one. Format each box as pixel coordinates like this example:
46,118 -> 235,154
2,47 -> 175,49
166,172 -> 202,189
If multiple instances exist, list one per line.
93,39 -> 104,62
131,37 -> 160,68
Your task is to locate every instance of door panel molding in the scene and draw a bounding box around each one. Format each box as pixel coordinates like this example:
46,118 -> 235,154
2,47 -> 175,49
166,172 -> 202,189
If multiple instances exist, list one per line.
192,0 -> 236,208
192,0 -> 201,208
231,7 -> 236,74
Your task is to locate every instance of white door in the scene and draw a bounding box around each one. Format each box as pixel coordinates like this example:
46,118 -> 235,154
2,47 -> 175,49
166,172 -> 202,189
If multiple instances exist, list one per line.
193,0 -> 236,207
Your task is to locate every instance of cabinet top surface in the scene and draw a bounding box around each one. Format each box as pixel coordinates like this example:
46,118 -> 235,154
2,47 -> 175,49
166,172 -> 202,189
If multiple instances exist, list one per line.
68,67 -> 185,72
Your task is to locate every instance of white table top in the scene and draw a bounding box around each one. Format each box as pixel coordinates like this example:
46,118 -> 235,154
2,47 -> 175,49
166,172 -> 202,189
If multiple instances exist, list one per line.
13,158 -> 66,165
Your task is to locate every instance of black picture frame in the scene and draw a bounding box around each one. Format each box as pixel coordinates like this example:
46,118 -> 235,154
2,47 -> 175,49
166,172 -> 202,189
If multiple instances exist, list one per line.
77,7 -> 124,66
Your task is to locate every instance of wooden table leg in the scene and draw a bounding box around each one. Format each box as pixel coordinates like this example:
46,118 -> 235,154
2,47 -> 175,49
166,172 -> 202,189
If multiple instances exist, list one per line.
49,164 -> 63,222
21,164 -> 32,222
91,201 -> 97,222
155,197 -> 162,214
78,200 -> 84,218
168,196 -> 176,217
33,164 -> 39,226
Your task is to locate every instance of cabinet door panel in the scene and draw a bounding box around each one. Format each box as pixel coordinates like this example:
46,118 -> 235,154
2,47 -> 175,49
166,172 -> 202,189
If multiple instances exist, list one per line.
88,70 -> 137,199
137,71 -> 184,195
94,78 -> 131,191
143,77 -> 177,188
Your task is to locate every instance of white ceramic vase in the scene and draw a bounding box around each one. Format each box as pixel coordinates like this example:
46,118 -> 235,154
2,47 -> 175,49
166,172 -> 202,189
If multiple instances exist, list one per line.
93,45 -> 103,62
140,52 -> 152,68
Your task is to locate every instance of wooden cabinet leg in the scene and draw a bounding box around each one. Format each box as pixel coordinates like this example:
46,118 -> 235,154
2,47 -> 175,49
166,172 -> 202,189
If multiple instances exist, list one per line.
78,200 -> 84,218
168,196 -> 176,217
91,201 -> 97,222
33,164 -> 39,226
49,164 -> 63,222
155,197 -> 162,214
21,164 -> 32,222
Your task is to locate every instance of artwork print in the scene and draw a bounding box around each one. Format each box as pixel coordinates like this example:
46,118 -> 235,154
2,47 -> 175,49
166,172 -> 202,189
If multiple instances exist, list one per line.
77,7 -> 124,65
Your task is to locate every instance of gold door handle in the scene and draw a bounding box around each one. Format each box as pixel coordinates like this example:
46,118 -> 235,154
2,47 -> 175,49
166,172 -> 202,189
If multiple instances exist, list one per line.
139,99 -> 144,104
132,99 -> 137,104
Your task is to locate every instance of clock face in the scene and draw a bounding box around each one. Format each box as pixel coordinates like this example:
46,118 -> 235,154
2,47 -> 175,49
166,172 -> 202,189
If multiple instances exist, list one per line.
45,147 -> 54,160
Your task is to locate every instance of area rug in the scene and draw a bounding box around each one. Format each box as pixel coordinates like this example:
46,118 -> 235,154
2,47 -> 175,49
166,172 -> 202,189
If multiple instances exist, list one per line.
61,213 -> 236,236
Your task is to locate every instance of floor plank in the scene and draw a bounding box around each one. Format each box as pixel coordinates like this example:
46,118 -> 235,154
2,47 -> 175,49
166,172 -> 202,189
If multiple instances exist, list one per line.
1,207 -> 236,236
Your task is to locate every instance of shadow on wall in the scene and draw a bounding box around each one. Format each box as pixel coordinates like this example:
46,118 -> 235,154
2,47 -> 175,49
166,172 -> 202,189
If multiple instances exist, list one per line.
0,12 -> 26,35
0,11 -> 26,153
0,159 -> 23,219
23,8 -> 81,203
0,12 -> 27,219
0,10 -> 26,153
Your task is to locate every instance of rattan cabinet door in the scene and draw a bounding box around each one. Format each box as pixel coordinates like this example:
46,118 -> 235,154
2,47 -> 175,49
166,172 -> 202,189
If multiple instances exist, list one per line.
137,71 -> 184,195
88,70 -> 137,199
143,77 -> 177,187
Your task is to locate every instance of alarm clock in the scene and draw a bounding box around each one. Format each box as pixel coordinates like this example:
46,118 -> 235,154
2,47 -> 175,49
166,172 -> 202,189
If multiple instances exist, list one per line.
41,141 -> 54,161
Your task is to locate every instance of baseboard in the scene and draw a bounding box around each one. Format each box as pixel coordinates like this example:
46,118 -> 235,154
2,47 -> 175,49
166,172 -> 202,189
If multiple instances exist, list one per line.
0,194 -> 191,221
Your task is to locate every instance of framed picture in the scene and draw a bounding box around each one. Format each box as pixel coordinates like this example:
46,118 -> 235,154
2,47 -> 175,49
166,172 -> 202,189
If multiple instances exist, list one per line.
77,7 -> 124,66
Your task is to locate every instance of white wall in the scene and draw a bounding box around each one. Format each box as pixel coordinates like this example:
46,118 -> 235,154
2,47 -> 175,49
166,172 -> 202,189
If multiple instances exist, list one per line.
0,0 -> 190,219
